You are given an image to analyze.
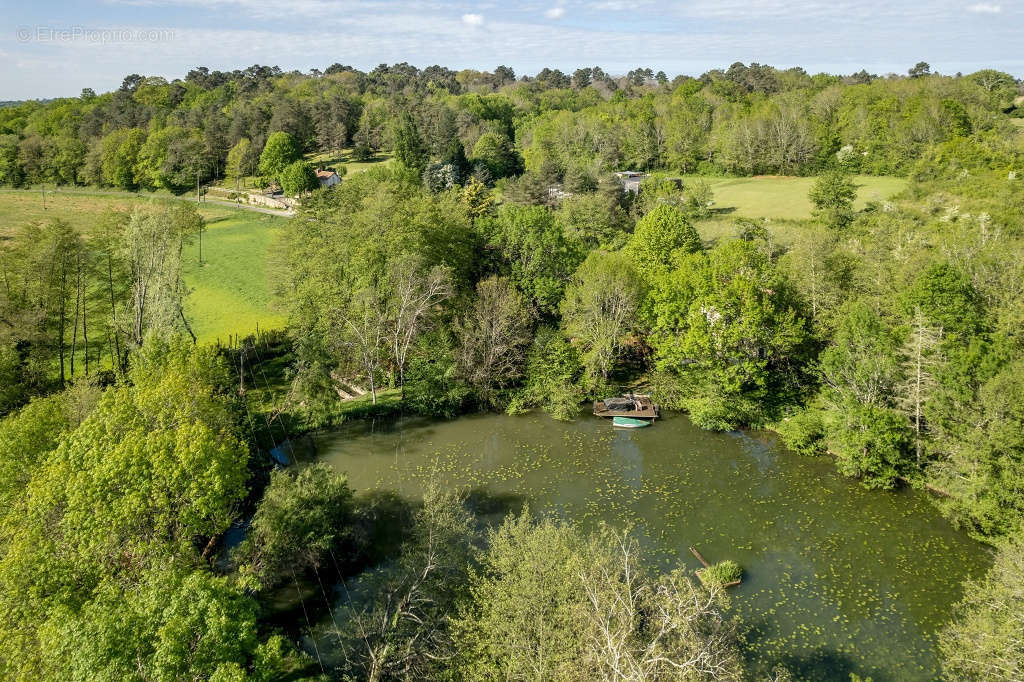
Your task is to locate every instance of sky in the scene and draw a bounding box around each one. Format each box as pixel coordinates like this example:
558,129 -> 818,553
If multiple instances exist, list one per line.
1,0 -> 1022,100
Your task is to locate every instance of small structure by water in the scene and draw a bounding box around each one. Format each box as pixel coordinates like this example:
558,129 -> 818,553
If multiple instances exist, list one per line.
594,394 -> 660,422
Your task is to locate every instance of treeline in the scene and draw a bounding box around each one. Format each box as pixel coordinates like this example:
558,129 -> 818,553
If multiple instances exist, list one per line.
0,202 -> 202,411
0,62 -> 1020,193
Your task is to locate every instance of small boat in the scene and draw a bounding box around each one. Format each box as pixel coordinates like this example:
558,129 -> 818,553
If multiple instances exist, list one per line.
613,416 -> 652,428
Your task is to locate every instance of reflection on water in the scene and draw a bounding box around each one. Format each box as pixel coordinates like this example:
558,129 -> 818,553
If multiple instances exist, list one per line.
315,411 -> 991,681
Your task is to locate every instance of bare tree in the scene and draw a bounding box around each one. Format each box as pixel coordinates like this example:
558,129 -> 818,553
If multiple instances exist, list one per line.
340,287 -> 388,404
386,255 -> 452,398
581,532 -> 744,681
334,486 -> 475,681
898,309 -> 943,467
455,277 -> 534,405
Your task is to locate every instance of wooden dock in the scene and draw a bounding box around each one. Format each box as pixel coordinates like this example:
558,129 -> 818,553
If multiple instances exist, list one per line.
593,394 -> 660,419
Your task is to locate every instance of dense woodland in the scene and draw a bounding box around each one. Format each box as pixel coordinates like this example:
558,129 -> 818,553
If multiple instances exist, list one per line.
1,61 -> 1024,680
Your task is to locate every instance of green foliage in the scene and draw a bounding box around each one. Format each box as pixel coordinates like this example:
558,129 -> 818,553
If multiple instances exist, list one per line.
236,463 -> 353,589
560,250 -> 643,385
774,407 -> 827,456
825,400 -> 911,489
809,168 -> 858,229
509,326 -> 585,420
900,262 -> 984,337
626,203 -> 702,276
453,512 -> 744,680
135,126 -> 206,192
0,339 -> 283,681
404,329 -> 471,418
393,114 -> 428,173
278,159 -> 318,195
699,559 -> 743,587
931,360 -> 1024,537
939,534 -> 1024,680
99,127 -> 146,189
648,239 -> 813,429
257,131 -> 301,179
471,132 -> 521,180
478,204 -> 585,315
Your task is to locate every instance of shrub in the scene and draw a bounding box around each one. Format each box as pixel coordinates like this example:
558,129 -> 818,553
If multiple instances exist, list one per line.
774,408 -> 826,456
699,560 -> 742,587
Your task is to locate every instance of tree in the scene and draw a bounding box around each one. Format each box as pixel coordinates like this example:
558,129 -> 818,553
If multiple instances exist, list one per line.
648,240 -> 812,430
479,204 -> 585,315
135,126 -> 206,193
335,485 -> 476,682
908,61 -> 931,78
99,127 -> 146,189
279,160 -> 318,195
123,203 -> 201,346
560,250 -> 643,385
510,327 -> 585,420
236,463 -> 353,589
257,131 -> 301,180
393,114 -> 428,173
897,309 -> 943,467
625,203 -> 702,276
453,512 -> 744,681
385,255 -> 452,397
809,169 -> 857,229
819,301 -> 912,487
455,277 -> 534,406
930,360 -> 1024,537
225,137 -> 252,189
0,340 -> 253,679
939,534 -> 1024,680
471,132 -> 521,180
340,286 -> 389,404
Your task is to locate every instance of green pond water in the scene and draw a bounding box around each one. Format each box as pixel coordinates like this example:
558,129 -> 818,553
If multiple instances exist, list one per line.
315,411 -> 990,681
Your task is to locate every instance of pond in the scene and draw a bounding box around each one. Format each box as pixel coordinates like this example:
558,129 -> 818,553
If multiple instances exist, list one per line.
315,411 -> 990,681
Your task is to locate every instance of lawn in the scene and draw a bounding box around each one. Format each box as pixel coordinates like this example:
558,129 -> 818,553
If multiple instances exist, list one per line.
675,174 -> 908,221
306,148 -> 394,174
181,205 -> 288,344
0,188 -> 163,236
0,189 -> 288,345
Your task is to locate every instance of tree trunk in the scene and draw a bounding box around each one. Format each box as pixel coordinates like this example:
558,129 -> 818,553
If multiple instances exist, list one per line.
107,254 -> 123,374
70,262 -> 81,380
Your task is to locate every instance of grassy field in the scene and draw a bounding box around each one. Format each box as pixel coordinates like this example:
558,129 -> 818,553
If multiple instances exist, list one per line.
0,189 -> 288,344
213,148 -> 394,190
676,174 -> 908,221
306,148 -> 394,174
181,206 -> 287,344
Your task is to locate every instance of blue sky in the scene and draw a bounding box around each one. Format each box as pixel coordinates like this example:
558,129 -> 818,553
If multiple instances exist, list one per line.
2,0 -> 1021,99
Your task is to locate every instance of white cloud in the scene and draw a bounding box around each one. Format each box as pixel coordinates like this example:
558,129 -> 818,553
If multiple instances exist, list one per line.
544,7 -> 566,19
966,2 -> 1001,12
461,13 -> 484,26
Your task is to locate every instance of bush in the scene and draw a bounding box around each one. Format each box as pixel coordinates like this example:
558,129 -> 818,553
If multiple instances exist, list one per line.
235,463 -> 354,589
699,560 -> 742,587
774,408 -> 826,456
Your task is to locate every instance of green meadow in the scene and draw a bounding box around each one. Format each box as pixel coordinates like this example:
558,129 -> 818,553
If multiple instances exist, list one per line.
0,189 -> 288,344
